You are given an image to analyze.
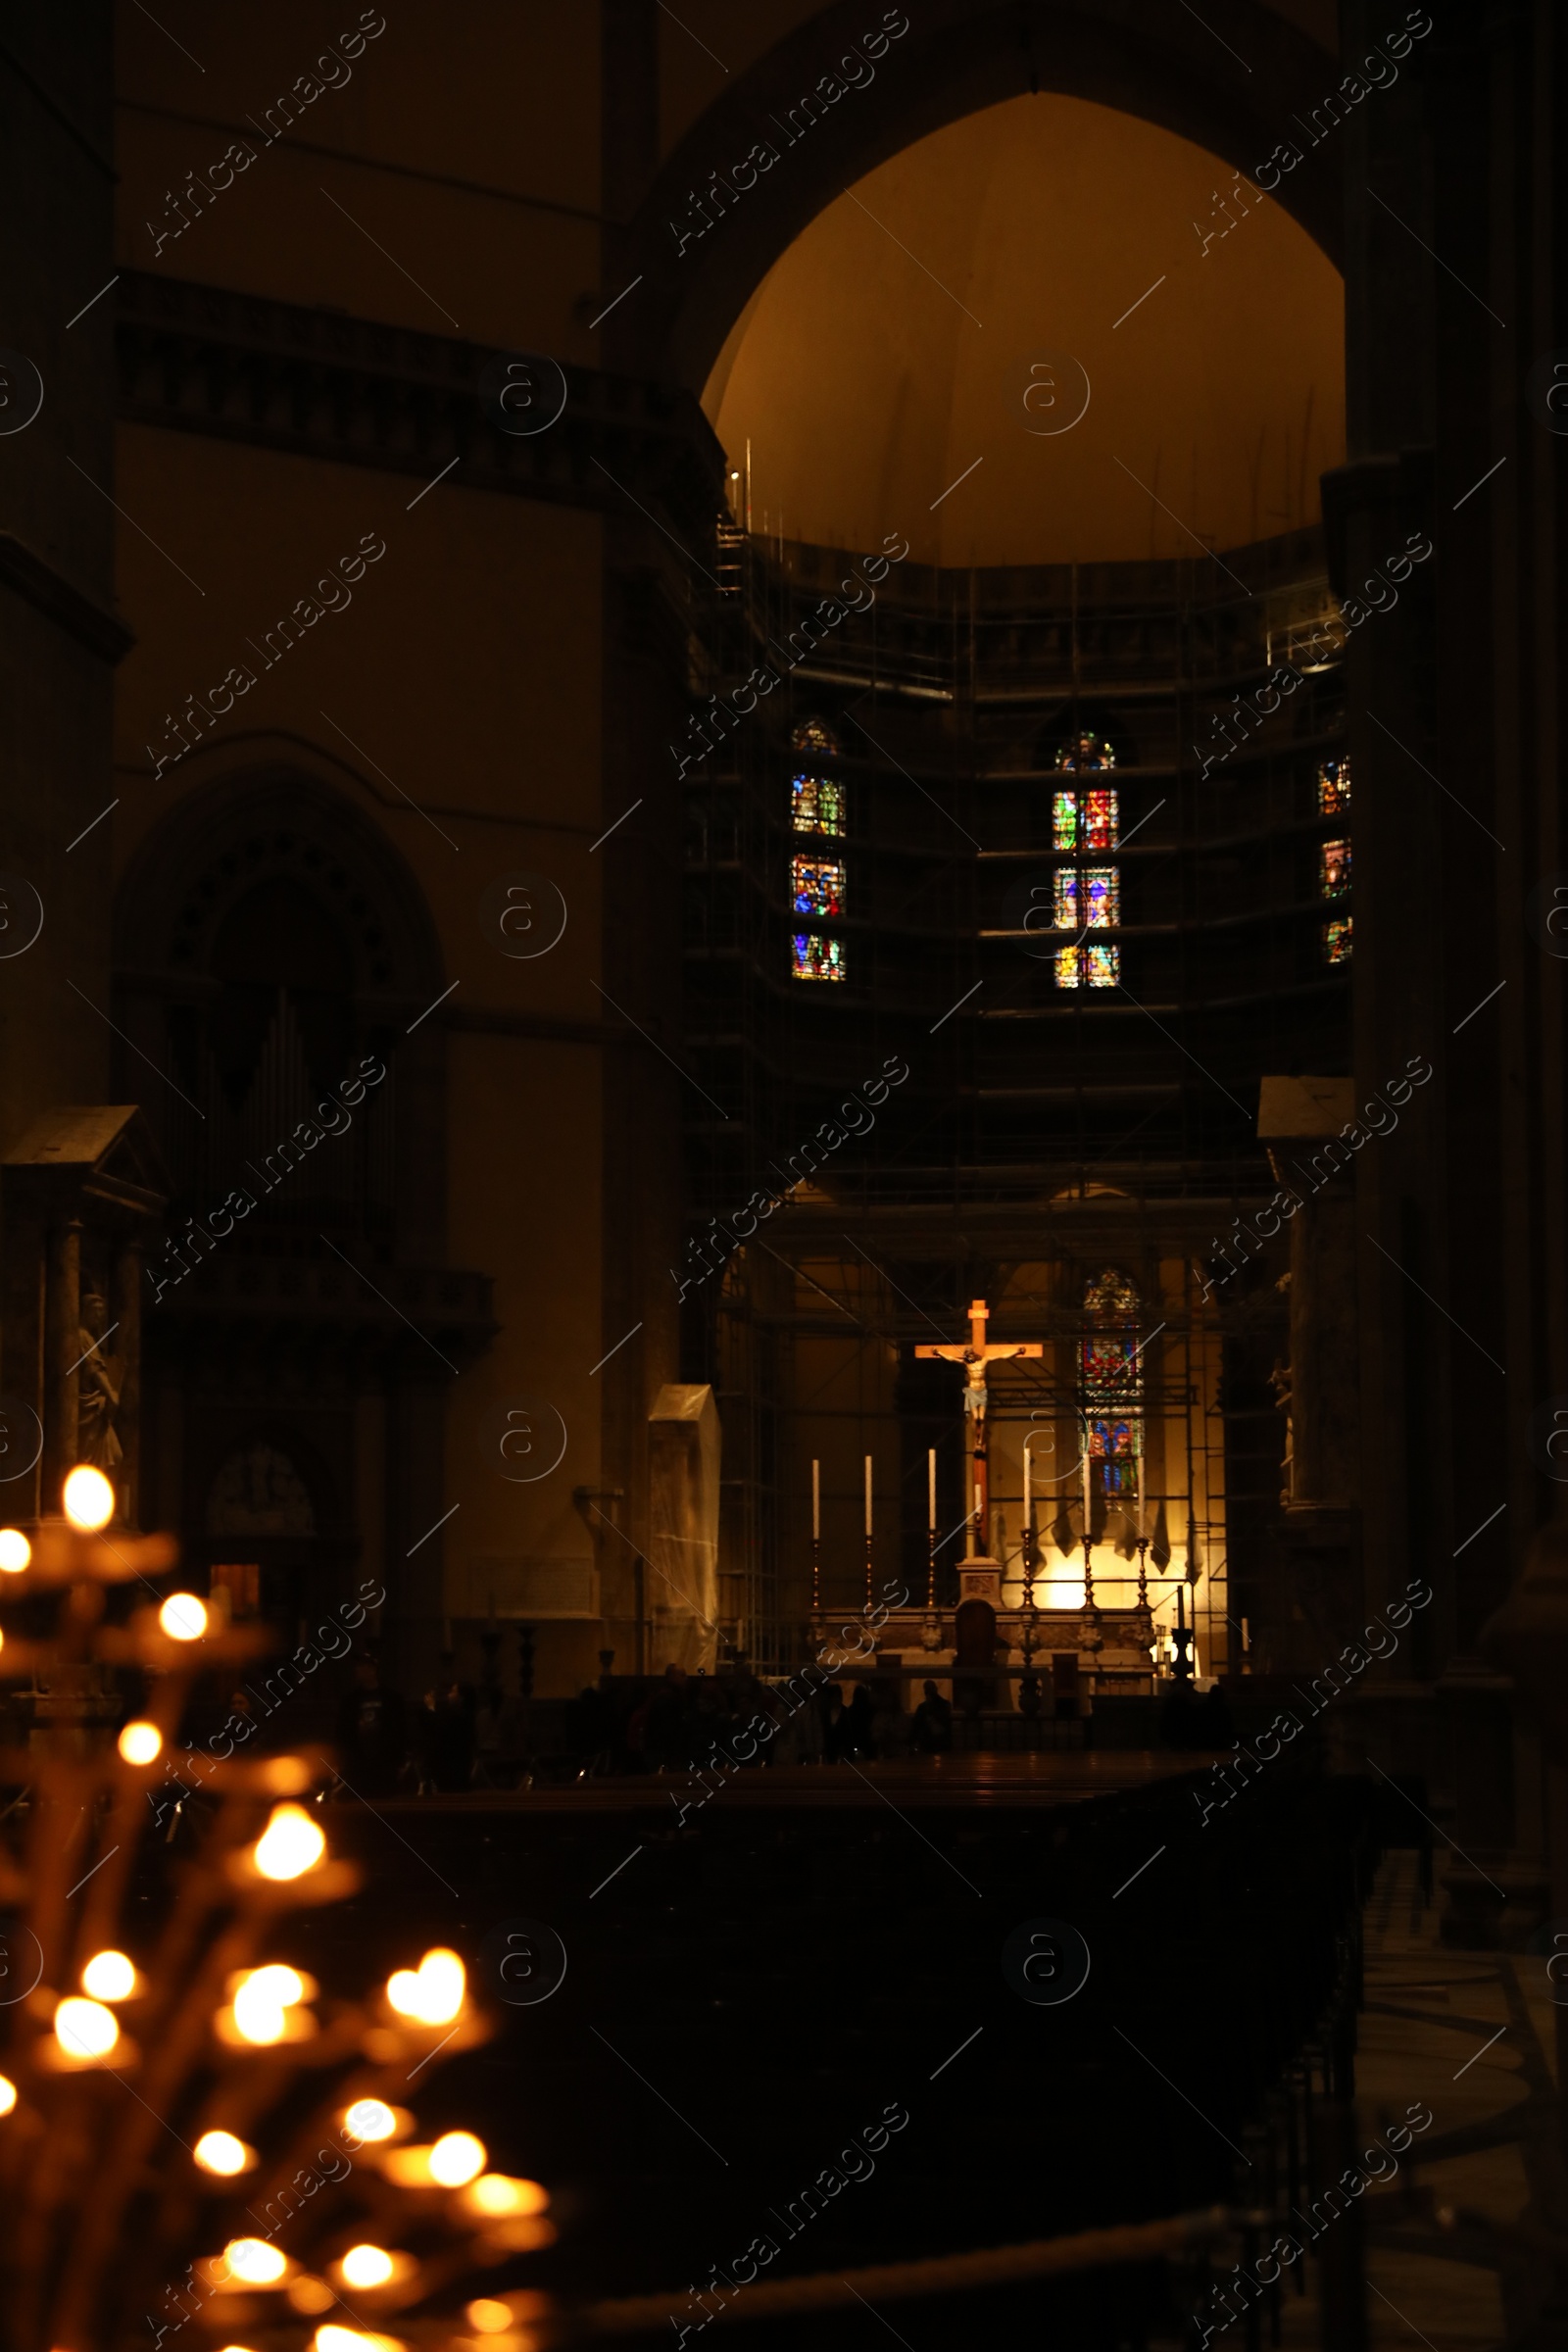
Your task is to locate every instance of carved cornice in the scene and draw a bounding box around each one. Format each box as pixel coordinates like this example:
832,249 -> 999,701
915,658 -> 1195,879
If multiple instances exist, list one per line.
114,269 -> 725,543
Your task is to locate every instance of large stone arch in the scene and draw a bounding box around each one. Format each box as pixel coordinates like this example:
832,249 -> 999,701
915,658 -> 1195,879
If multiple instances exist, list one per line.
618,0 -> 1344,391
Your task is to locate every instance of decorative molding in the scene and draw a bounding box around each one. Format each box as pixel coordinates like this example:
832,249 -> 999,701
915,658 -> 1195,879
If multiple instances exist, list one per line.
0,530 -> 134,664
113,269 -> 725,542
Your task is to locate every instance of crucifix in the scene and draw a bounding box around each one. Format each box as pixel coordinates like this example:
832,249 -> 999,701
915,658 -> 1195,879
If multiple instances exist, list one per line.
916,1298 -> 1043,1558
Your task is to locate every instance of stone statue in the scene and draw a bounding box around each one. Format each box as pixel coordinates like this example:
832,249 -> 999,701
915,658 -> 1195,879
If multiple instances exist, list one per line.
75,1285 -> 123,1472
1269,1356 -> 1294,1507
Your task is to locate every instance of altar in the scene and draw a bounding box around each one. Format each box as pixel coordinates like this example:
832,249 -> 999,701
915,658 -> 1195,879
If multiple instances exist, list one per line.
799,1294 -> 1207,1712
814,1560 -> 1161,1715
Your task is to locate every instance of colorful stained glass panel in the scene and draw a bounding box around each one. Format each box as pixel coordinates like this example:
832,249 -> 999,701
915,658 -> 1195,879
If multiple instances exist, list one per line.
1052,790 -> 1078,852
1320,838 -> 1351,897
792,716 -> 840,755
1055,944 -> 1120,988
1083,1338 -> 1139,1394
1083,790 -> 1118,849
1324,916 -> 1352,964
1052,789 -> 1118,851
792,857 -> 845,916
1316,757 -> 1350,815
792,933 -> 845,982
1054,730 -> 1116,771
792,774 -> 846,835
1054,867 -> 1118,930
1085,1269 -> 1139,1318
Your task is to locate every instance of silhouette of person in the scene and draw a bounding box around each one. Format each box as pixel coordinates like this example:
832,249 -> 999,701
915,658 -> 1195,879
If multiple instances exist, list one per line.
337,1653 -> 407,1796
845,1683 -> 875,1761
912,1680 -> 954,1753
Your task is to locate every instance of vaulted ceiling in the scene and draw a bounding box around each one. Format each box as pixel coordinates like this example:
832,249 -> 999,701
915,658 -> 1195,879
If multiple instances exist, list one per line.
704,92 -> 1345,566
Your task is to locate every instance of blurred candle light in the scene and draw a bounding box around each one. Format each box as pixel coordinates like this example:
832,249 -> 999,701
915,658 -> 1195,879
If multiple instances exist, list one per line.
253,1803 -> 325,1881
230,1963 -> 307,2044
342,2097 -> 398,2142
81,1950 -> 136,2002
466,2303 -> 514,2335
221,2239 -> 287,2285
463,2175 -> 549,2219
63,1464 -> 114,1530
195,2130 -> 255,2177
54,1996 -> 118,2059
385,1947 -> 465,2025
0,2074 -> 16,2115
118,1719 -> 162,1763
429,2131 -> 486,2186
159,1592 -> 208,1642
339,2246 -> 394,2289
0,1528 -> 29,1572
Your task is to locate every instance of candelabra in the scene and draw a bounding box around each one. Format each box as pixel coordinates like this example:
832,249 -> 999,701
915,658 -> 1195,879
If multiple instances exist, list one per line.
0,1468 -> 554,2352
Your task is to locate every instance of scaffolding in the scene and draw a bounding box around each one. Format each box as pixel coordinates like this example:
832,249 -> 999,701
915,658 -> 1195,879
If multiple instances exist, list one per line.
679,522 -> 1347,1667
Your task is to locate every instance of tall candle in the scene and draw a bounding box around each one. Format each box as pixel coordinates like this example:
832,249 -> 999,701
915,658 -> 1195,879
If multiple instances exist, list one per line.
811,1457 -> 820,1542
927,1446 -> 937,1532
864,1453 -> 873,1538
1022,1435 -> 1032,1534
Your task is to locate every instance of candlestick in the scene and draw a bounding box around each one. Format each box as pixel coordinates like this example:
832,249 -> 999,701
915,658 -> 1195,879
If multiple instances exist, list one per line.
926,1446 -> 937,1609
812,1458 -> 820,1542
864,1452 -> 874,1607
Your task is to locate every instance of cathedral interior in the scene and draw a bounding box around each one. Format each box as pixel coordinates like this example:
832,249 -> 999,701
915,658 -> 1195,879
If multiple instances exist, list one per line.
3,2 -> 1568,2346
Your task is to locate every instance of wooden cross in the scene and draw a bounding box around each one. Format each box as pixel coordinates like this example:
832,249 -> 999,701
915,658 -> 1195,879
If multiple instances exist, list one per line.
916,1298 -> 1043,1556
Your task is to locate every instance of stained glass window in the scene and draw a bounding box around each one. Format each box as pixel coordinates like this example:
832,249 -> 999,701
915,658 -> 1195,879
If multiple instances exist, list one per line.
1053,789 -> 1118,852
1081,1272 -> 1141,1507
1052,790 -> 1077,852
792,856 -> 846,917
1054,730 -> 1116,771
1320,838 -> 1351,897
792,933 -> 845,982
791,716 -> 840,756
792,774 -> 846,835
1055,944 -> 1120,988
1054,868 -> 1118,929
1083,1339 -> 1139,1394
1324,916 -> 1352,965
1085,1269 -> 1139,1317
1316,756 -> 1350,816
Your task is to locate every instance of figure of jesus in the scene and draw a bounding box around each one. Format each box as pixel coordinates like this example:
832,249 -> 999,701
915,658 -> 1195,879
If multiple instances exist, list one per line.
916,1298 -> 1042,1556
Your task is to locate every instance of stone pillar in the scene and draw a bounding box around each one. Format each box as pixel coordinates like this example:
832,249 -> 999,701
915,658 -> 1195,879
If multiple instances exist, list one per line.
44,1216 -> 80,1514
1256,1080 -> 1361,1675
113,1236 -> 141,1528
647,1383 -> 719,1673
